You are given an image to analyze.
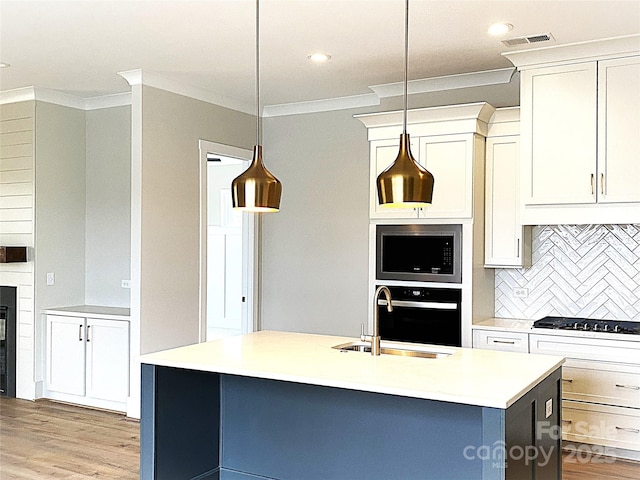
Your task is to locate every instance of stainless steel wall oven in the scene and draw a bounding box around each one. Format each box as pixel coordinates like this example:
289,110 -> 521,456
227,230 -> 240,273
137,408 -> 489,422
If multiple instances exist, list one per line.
377,285 -> 462,347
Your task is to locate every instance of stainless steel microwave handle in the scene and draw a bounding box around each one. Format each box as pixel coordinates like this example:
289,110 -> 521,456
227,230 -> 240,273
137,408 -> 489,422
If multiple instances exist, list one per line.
378,299 -> 458,310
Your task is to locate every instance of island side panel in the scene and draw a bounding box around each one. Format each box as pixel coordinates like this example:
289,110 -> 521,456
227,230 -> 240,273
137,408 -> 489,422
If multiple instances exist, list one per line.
503,367 -> 562,480
219,374 -> 485,480
141,364 -> 221,480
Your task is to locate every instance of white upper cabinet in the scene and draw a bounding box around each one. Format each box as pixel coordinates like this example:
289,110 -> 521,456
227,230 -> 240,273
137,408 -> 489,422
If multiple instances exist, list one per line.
504,35 -> 640,224
369,137 -> 422,219
598,56 -> 640,204
521,62 -> 597,205
419,134 -> 476,219
356,102 -> 494,222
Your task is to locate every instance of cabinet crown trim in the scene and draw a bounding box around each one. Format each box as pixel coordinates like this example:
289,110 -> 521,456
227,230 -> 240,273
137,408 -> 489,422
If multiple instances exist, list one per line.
354,102 -> 495,130
503,34 -> 640,69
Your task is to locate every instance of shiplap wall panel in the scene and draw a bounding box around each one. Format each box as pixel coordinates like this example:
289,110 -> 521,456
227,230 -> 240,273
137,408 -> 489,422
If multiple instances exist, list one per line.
0,146 -> 33,162
496,224 -> 640,321
0,117 -> 33,133
0,100 -> 36,400
0,195 -> 32,209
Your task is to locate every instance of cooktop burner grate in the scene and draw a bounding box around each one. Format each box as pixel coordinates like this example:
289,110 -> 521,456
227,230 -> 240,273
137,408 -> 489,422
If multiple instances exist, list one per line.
533,316 -> 640,335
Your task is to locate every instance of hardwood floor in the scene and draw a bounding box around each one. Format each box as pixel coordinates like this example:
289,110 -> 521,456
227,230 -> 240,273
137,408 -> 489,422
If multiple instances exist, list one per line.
2,396 -> 640,479
0,397 -> 138,479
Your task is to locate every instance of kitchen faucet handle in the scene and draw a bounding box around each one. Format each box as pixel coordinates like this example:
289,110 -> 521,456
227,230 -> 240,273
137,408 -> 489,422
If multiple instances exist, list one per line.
360,323 -> 370,342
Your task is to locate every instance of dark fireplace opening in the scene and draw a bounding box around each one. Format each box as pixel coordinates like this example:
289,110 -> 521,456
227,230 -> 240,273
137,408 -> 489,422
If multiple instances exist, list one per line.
0,286 -> 17,397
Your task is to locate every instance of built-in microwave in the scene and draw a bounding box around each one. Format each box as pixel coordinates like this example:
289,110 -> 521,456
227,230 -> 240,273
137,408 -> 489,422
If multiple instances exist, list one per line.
376,224 -> 462,283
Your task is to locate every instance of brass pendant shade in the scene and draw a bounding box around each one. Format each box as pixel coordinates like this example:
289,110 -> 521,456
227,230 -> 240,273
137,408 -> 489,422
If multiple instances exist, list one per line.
232,145 -> 282,212
231,0 -> 282,213
377,133 -> 434,208
377,0 -> 434,208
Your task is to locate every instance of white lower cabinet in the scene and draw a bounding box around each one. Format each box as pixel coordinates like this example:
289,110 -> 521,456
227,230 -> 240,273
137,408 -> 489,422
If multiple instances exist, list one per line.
46,313 -> 130,411
473,325 -> 640,456
472,329 -> 529,353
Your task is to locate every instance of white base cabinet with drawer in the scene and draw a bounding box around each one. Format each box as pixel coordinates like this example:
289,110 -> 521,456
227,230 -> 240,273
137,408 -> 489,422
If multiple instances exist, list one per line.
473,323 -> 640,458
530,332 -> 640,457
45,312 -> 130,412
472,328 -> 529,353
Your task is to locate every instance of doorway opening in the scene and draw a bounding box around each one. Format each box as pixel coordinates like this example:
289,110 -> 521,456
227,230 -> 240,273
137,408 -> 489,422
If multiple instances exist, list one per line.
199,140 -> 257,342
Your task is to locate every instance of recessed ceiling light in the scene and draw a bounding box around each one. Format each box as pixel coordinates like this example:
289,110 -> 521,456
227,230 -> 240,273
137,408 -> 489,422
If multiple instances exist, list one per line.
308,53 -> 331,63
0,63 -> 10,68
488,23 -> 513,36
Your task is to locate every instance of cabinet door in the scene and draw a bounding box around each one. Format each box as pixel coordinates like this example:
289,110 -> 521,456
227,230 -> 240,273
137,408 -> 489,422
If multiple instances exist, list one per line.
85,318 -> 129,403
369,138 -> 419,219
598,56 -> 640,203
418,134 -> 473,219
521,62 -> 597,205
485,136 -> 528,267
46,315 -> 85,396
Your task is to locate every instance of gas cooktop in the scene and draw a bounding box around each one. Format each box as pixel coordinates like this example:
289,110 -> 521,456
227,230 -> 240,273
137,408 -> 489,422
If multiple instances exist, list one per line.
533,316 -> 640,335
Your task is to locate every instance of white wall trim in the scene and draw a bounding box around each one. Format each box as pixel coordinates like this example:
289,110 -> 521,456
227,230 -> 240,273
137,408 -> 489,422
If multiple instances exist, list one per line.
0,86 -> 131,110
369,67 -> 516,99
263,93 -> 380,118
198,140 -> 255,343
3,65 -> 517,117
118,69 -> 254,115
262,68 -> 515,118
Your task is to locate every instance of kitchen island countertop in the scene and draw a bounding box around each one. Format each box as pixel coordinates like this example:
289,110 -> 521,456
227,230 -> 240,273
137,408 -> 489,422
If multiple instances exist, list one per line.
140,330 -> 564,409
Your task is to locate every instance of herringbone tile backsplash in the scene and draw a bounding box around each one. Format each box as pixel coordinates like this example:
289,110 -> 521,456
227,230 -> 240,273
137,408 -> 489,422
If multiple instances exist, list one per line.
495,224 -> 640,320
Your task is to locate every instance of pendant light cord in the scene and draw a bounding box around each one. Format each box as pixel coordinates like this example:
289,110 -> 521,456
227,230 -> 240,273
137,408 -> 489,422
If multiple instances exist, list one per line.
403,0 -> 409,135
256,0 -> 261,147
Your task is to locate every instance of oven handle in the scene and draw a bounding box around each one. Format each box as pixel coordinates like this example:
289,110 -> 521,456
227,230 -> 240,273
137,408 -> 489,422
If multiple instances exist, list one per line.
378,299 -> 458,310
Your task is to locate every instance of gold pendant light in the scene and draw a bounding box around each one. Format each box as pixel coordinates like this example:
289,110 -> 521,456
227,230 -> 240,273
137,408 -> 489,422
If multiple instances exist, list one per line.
377,0 -> 434,208
232,0 -> 282,212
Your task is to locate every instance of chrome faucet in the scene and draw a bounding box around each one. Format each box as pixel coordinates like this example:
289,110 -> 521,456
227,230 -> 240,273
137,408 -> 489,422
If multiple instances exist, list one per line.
367,285 -> 393,356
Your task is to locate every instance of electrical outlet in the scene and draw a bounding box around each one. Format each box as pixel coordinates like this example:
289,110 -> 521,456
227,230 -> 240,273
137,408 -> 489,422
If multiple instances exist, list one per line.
545,398 -> 553,418
121,280 -> 131,289
46,272 -> 55,286
513,287 -> 529,298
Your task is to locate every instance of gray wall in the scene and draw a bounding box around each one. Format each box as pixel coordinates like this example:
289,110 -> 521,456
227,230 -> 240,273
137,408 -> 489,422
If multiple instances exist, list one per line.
138,86 -> 254,354
261,108 -> 371,336
260,79 -> 519,336
85,106 -> 131,307
34,101 -> 86,311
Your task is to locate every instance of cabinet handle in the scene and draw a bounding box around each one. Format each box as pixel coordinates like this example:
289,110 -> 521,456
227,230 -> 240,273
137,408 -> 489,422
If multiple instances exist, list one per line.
492,340 -> 515,345
600,173 -> 605,195
562,378 -> 574,383
615,426 -> 640,434
78,324 -> 83,341
562,419 -> 573,425
86,325 -> 91,343
517,238 -> 520,258
615,384 -> 640,391
590,174 -> 595,195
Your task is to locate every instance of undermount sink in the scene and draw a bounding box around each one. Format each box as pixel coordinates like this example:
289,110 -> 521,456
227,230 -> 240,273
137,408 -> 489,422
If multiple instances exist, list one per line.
332,341 -> 452,359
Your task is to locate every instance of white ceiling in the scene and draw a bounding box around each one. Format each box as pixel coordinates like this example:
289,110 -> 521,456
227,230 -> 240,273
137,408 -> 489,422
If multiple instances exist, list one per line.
1,0 -> 639,110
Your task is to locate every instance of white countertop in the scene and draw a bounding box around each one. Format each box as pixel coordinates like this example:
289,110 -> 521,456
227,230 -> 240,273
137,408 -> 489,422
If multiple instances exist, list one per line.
42,305 -> 130,320
140,330 -> 564,409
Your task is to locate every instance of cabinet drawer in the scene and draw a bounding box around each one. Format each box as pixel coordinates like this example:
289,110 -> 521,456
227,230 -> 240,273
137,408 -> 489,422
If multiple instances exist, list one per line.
562,400 -> 640,451
563,365 -> 640,408
472,329 -> 529,353
529,333 -> 640,363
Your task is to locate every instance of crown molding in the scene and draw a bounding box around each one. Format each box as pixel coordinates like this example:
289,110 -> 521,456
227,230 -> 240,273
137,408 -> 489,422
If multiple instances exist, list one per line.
368,67 -> 516,99
0,86 -> 131,110
263,93 -> 379,118
262,68 -> 515,117
117,69 -> 254,115
503,34 -> 640,69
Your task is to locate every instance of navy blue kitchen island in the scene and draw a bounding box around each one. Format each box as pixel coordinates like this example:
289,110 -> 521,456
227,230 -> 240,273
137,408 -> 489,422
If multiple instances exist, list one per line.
140,331 -> 564,480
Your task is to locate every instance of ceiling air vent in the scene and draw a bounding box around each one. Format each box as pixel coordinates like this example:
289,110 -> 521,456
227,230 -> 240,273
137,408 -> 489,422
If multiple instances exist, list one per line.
502,33 -> 555,48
